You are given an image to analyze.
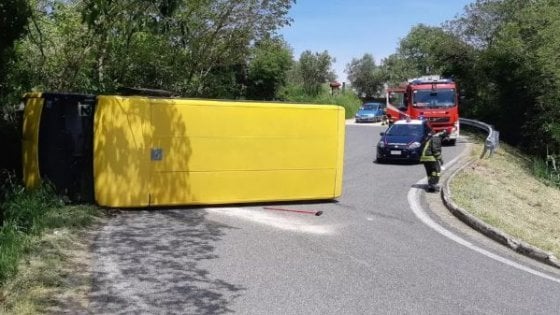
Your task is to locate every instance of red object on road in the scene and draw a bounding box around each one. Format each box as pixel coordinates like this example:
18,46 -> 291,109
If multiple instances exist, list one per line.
262,207 -> 323,216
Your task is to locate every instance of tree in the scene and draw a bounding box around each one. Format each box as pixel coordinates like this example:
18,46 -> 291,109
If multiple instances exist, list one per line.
444,0 -> 532,49
441,0 -> 560,155
478,1 -> 560,153
0,0 -> 31,97
345,54 -> 384,98
298,50 -> 335,96
379,24 -> 474,85
396,24 -> 467,76
246,36 -> 293,100
0,0 -> 31,173
0,0 -> 31,54
9,0 -> 98,94
6,0 -> 294,99
0,0 -> 30,58
378,54 -> 417,86
81,0 -> 295,96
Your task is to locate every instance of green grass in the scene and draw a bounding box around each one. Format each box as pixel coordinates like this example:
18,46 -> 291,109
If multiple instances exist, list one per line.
0,226 -> 25,284
0,183 -> 62,284
451,135 -> 560,258
0,179 -> 104,314
531,155 -> 560,188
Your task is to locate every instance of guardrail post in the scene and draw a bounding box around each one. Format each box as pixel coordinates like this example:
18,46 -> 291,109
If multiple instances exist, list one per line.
494,130 -> 500,150
459,118 -> 499,159
487,138 -> 495,158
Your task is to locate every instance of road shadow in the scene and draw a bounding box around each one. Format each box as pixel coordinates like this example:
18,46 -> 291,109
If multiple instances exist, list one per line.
89,209 -> 245,314
411,183 -> 441,193
109,198 -> 340,212
374,159 -> 420,166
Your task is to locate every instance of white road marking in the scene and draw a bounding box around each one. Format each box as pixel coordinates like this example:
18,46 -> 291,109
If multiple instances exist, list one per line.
408,155 -> 560,284
206,207 -> 333,235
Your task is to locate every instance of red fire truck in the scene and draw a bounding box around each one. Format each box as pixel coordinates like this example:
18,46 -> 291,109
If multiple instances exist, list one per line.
385,75 -> 459,145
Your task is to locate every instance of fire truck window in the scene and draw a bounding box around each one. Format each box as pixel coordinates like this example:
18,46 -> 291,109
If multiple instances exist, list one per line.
389,93 -> 405,109
413,89 -> 455,108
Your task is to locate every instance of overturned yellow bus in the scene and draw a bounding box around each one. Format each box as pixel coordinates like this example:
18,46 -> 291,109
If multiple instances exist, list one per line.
22,92 -> 345,208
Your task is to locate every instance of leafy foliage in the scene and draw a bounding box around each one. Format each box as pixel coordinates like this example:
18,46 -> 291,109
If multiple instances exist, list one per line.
79,0 -> 295,96
0,0 -> 31,99
1,0 -> 295,102
345,54 -> 384,98
0,0 -> 30,52
296,50 -> 336,96
246,36 -> 293,100
378,54 -> 417,86
279,83 -> 361,118
454,0 -> 560,155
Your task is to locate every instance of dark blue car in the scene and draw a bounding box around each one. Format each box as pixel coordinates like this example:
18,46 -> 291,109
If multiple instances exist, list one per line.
355,102 -> 385,123
376,119 -> 430,163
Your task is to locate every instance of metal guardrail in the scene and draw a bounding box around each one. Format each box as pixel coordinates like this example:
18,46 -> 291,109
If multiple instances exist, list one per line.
459,118 -> 500,158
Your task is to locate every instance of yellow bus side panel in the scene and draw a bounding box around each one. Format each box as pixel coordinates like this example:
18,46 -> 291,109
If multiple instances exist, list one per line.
334,109 -> 345,197
93,96 -> 344,207
149,99 -> 344,206
22,95 -> 44,189
151,137 -> 338,172
93,96 -> 152,207
151,170 -> 337,206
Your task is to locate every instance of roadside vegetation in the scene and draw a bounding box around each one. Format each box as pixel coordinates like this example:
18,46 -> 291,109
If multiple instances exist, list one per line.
532,154 -> 560,189
451,135 -> 560,259
280,84 -> 361,118
0,176 -> 104,314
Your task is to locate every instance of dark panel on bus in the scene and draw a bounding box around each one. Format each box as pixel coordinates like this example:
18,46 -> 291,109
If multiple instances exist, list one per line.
38,93 -> 96,202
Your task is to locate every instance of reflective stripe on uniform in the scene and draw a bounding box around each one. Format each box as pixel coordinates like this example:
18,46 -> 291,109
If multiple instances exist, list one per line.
420,139 -> 437,162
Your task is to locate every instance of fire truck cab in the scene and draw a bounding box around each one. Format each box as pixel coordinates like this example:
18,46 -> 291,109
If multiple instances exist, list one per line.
386,75 -> 459,145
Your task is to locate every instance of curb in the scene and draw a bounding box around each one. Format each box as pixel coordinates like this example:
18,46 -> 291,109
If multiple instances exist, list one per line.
441,157 -> 560,269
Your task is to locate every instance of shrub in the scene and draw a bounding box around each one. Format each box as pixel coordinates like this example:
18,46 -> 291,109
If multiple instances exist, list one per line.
279,84 -> 361,118
2,181 -> 63,235
532,154 -> 560,188
0,177 -> 64,284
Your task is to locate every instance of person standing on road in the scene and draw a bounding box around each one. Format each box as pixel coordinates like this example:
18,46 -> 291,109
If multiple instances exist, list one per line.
420,126 -> 449,192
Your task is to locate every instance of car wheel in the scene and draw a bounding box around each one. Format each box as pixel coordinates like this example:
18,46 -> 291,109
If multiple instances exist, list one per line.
376,157 -> 385,164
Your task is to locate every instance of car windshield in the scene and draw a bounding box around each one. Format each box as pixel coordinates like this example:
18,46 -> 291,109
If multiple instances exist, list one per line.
362,104 -> 380,110
412,89 -> 455,108
387,124 -> 424,137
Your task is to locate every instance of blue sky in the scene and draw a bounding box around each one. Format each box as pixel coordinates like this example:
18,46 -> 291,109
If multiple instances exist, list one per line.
279,0 -> 474,82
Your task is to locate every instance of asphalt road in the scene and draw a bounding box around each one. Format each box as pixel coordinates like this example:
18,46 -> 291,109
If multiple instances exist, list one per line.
89,123 -> 560,314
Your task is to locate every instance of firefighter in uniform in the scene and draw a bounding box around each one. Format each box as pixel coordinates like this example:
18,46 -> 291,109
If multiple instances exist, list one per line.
420,127 -> 449,192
